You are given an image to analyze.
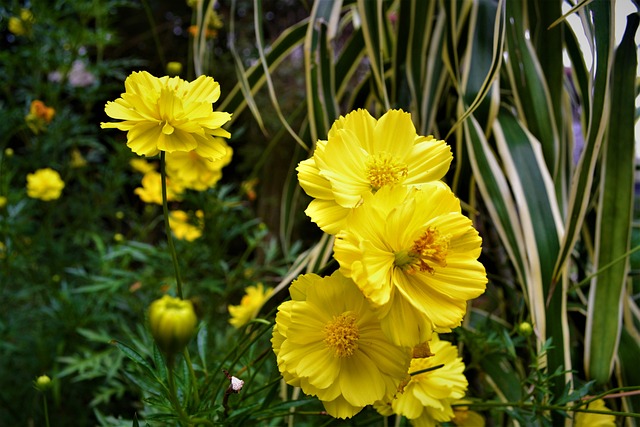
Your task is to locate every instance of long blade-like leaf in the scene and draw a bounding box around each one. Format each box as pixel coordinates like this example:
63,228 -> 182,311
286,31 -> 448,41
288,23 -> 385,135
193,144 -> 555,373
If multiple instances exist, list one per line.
585,12 -> 639,385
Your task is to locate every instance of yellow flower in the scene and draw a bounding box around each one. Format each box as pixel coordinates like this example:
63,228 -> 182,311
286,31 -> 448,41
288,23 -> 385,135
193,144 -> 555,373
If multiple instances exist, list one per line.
165,139 -> 232,191
0,196 -> 6,208
25,100 -> 55,134
8,9 -> 34,36
26,168 -> 65,201
272,271 -> 411,419
130,158 -> 157,174
297,109 -> 452,234
148,295 -> 198,355
376,335 -> 468,427
333,184 -> 487,347
452,401 -> 485,427
101,71 -> 231,160
228,283 -> 273,328
70,148 -> 87,168
574,399 -> 616,427
169,210 -> 204,241
134,171 -> 183,205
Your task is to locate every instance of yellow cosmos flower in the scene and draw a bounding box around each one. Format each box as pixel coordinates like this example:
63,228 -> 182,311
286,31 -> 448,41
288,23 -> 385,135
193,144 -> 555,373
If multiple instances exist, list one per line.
134,171 -> 184,205
333,184 -> 487,347
130,158 -> 157,174
26,168 -> 65,201
228,283 -> 273,329
297,109 -> 452,234
101,71 -> 231,160
169,210 -> 204,241
376,335 -> 468,427
166,138 -> 232,191
272,271 -> 411,419
574,399 -> 616,427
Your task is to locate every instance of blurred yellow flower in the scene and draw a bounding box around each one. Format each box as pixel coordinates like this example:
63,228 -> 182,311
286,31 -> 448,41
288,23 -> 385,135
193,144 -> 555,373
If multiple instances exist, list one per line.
169,210 -> 204,241
166,139 -> 232,191
0,196 -> 6,208
228,283 -> 273,328
333,184 -> 487,347
452,402 -> 485,427
70,148 -> 87,168
25,100 -> 55,134
574,399 -> 616,427
26,168 -> 64,201
375,335 -> 468,427
130,158 -> 156,174
272,271 -> 411,419
134,171 -> 183,205
297,109 -> 452,234
148,295 -> 198,355
101,71 -> 231,160
8,9 -> 34,36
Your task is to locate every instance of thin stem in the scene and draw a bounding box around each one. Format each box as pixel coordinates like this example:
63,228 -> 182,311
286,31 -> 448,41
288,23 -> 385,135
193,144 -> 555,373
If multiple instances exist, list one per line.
42,394 -> 50,427
454,400 -> 640,419
167,360 -> 191,424
160,152 -> 184,299
183,348 -> 201,406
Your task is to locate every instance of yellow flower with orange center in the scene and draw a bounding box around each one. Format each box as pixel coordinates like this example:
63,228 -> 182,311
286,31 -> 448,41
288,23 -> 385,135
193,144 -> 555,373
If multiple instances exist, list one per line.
272,271 -> 411,419
333,184 -> 487,347
297,109 -> 452,234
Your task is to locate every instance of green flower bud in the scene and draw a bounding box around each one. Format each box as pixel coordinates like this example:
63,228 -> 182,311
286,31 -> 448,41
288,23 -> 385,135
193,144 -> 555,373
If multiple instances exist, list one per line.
35,375 -> 52,391
517,321 -> 533,337
148,295 -> 198,355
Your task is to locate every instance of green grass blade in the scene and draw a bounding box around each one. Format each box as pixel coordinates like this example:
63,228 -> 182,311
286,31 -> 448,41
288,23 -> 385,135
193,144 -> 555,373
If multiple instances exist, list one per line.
357,0 -> 389,109
463,114 -> 526,287
219,19 -> 309,123
253,0 -> 308,150
493,110 -> 568,386
553,0 -> 615,281
504,0 -> 560,176
585,12 -> 639,386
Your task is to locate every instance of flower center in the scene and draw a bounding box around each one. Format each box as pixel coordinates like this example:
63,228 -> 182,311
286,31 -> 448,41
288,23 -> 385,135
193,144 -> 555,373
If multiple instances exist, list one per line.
365,152 -> 408,191
394,226 -> 450,274
324,312 -> 359,358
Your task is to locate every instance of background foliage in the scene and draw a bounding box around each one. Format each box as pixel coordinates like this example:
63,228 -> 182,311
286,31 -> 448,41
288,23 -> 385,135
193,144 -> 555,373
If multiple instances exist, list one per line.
0,0 -> 639,426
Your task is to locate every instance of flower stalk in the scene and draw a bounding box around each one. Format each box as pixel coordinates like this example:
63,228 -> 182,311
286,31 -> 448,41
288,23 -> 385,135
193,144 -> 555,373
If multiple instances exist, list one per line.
160,152 -> 184,299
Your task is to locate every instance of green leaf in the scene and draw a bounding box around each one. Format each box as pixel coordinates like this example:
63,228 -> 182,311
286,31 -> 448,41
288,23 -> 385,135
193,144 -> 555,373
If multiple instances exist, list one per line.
585,11 -> 639,385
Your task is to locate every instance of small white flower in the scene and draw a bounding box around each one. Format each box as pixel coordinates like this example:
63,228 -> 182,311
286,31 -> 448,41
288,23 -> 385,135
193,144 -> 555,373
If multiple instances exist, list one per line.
230,376 -> 244,392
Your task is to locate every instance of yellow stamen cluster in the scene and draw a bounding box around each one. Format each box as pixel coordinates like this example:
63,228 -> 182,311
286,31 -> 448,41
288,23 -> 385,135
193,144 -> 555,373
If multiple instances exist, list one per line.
395,227 -> 450,274
365,152 -> 408,191
324,312 -> 360,357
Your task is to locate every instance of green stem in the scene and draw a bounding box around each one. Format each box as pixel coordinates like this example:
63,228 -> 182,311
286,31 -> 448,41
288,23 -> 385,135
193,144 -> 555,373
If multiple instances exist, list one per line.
42,394 -> 50,427
454,400 -> 640,419
167,360 -> 191,425
183,348 -> 201,406
160,152 -> 184,299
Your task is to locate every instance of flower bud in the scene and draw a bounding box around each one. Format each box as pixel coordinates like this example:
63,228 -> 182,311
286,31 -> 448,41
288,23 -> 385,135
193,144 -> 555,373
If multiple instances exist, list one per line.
148,295 -> 198,355
517,321 -> 533,337
35,375 -> 52,391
